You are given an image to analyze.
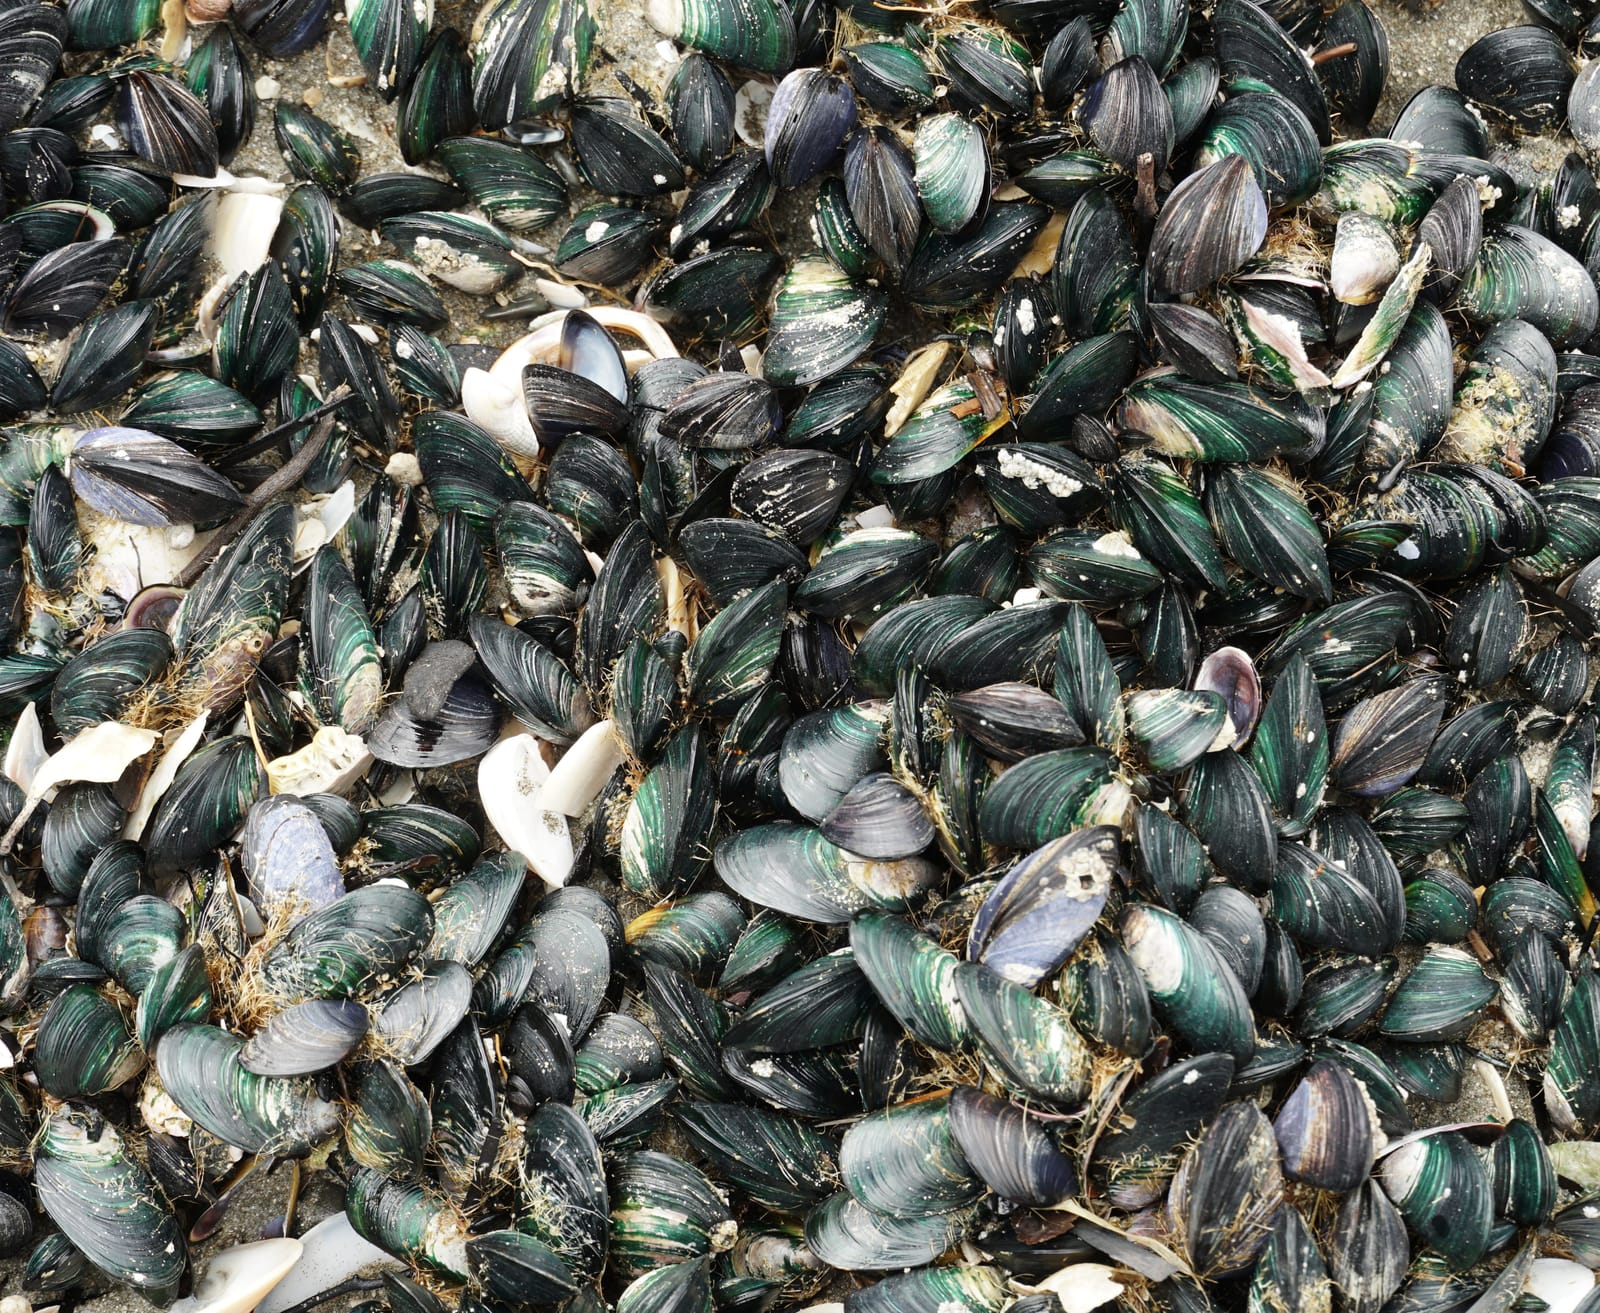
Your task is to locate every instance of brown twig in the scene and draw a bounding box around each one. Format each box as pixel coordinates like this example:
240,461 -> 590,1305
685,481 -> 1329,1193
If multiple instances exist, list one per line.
177,387 -> 352,589
1311,41 -> 1358,64
1135,151 -> 1158,219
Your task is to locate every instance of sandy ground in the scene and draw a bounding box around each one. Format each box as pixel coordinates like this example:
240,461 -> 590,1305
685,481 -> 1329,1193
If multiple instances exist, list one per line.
0,0 -> 1573,1310
1370,0 -> 1526,129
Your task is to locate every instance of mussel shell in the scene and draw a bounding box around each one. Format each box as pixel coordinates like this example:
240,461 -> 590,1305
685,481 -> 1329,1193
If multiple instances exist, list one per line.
371,962 -> 474,1068
1272,1060 -> 1376,1191
144,736 -> 265,878
1168,1101 -> 1285,1278
33,984 -> 142,1100
155,1023 -> 342,1155
1082,56 -> 1173,177
258,884 -> 432,1000
1380,1131 -> 1493,1271
946,1086 -> 1075,1207
119,70 -> 219,179
837,1093 -> 982,1219
803,1192 -> 973,1272
239,998 -> 369,1076
34,1109 -> 187,1293
1456,25 -> 1573,131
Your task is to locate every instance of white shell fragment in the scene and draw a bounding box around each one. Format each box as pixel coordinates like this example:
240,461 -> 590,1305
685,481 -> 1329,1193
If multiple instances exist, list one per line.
478,734 -> 573,889
291,481 -> 358,569
534,276 -> 588,308
462,367 -> 540,458
80,514 -> 214,609
211,191 -> 285,280
384,451 -> 425,486
1527,1259 -> 1597,1313
540,719 -> 626,817
1032,1265 -> 1126,1313
884,342 -> 950,437
256,1215 -> 401,1313
126,713 -> 210,840
4,702 -> 46,792
2,721 -> 160,852
659,556 -> 693,638
31,721 -> 159,796
171,1240 -> 304,1313
1550,1140 -> 1600,1190
267,726 -> 373,796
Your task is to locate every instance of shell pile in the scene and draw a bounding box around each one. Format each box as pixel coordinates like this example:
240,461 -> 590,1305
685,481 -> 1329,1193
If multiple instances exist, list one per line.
8,0 -> 1600,1312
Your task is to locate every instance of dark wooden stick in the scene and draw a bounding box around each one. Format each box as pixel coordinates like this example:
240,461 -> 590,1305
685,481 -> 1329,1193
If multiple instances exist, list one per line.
213,386 -> 355,468
271,1277 -> 385,1313
177,387 -> 351,588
